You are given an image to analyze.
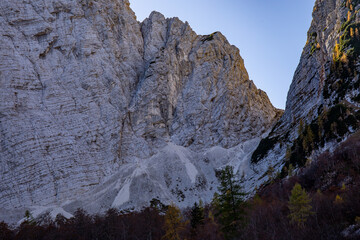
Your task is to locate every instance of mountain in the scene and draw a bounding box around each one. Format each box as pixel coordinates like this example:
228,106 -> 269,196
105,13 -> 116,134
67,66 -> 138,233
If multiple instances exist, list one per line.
0,0 -> 281,222
250,0 -> 360,181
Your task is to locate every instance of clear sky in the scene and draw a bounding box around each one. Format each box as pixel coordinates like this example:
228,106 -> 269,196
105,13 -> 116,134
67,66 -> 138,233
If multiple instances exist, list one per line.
129,0 -> 315,109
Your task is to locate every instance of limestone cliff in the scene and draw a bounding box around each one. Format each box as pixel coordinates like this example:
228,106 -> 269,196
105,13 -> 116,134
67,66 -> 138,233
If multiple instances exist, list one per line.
251,0 -> 360,184
0,0 -> 280,222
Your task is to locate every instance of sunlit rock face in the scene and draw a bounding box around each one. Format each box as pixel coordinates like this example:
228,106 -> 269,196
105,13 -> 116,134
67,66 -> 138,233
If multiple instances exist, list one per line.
272,0 -> 340,136
0,0 -> 281,222
250,0 -> 360,183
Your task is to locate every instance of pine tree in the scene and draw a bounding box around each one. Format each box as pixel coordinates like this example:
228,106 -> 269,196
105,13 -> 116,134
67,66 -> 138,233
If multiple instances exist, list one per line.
305,125 -> 315,150
288,183 -> 314,228
23,210 -> 36,226
266,166 -> 275,182
288,164 -> 295,177
285,145 -> 292,161
162,203 -> 186,240
213,166 -> 247,240
150,198 -> 167,213
298,119 -> 304,136
190,201 -> 204,233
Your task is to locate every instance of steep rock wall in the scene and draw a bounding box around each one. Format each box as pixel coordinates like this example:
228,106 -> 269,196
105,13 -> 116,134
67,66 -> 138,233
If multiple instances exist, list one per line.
0,0 -> 281,220
251,0 -> 360,184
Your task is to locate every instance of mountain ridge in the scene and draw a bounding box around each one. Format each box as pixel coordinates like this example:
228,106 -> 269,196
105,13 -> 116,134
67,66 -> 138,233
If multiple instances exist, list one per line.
0,0 -> 281,223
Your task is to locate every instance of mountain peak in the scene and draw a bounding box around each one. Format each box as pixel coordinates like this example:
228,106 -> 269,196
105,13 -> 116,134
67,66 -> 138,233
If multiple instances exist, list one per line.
0,0 -> 280,223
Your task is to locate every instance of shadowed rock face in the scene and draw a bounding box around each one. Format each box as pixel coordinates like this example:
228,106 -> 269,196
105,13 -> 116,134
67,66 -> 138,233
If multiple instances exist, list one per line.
0,0 -> 280,220
273,0 -> 339,136
250,0 -> 360,183
283,0 -> 360,131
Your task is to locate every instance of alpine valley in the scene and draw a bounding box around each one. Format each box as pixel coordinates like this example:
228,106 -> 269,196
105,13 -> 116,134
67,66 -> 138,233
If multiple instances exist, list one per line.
0,1 -> 359,238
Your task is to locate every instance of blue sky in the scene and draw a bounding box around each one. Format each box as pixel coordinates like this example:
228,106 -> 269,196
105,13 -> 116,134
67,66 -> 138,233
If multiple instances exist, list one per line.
129,0 -> 315,109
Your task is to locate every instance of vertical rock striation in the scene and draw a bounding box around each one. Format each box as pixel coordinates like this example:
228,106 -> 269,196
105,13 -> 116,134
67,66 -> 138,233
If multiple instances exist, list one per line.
0,0 -> 281,221
251,0 -> 360,184
0,0 -> 143,207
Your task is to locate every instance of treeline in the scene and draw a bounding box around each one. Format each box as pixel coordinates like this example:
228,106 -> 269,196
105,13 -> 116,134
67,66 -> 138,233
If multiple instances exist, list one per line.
0,201 -> 221,240
1,133 -> 360,240
245,131 -> 360,240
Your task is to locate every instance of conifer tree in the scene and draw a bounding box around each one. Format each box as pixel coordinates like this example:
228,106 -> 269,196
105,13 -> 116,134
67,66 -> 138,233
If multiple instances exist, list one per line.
288,164 -> 295,177
213,166 -> 247,240
301,125 -> 315,153
266,166 -> 275,182
23,210 -> 36,226
298,119 -> 304,136
285,145 -> 292,161
190,201 -> 205,236
162,203 -> 186,240
288,183 -> 314,228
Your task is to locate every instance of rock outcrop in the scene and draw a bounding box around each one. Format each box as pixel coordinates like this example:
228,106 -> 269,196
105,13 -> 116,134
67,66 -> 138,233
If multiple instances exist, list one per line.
0,0 -> 281,222
250,0 -> 360,184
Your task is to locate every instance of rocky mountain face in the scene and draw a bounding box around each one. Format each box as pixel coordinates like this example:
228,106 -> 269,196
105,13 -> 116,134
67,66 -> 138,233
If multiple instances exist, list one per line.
0,0 -> 281,222
250,0 -> 360,182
